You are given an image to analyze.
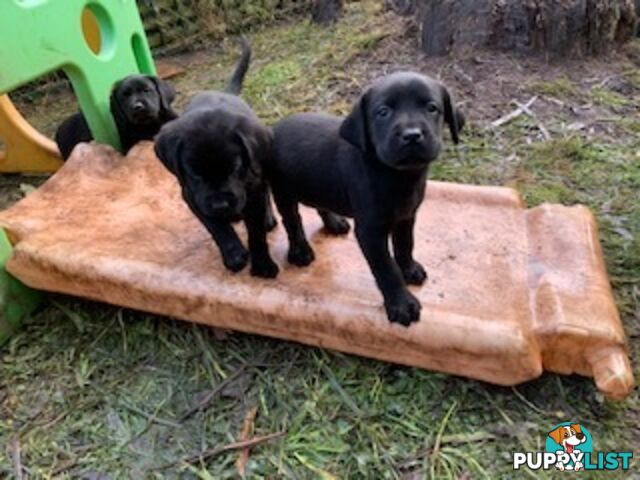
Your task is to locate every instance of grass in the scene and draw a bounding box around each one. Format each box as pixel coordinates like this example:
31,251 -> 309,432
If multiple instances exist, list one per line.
591,88 -> 630,108
529,76 -> 581,98
1,3 -> 639,478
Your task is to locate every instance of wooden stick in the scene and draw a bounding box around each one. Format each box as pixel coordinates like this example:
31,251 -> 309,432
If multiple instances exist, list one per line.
180,365 -> 247,421
10,437 -> 24,480
514,100 -> 551,140
153,431 -> 287,471
118,401 -> 181,429
491,96 -> 537,128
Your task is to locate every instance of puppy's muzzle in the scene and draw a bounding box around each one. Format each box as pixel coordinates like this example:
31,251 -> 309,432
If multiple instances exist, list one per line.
391,126 -> 439,167
129,102 -> 156,123
401,128 -> 424,145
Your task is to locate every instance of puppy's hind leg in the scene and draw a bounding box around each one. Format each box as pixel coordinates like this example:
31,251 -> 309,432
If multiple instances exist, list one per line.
318,210 -> 350,235
392,217 -> 427,286
273,192 -> 315,266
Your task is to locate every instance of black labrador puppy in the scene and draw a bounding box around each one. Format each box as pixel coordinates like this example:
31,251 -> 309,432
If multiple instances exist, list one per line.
155,39 -> 279,279
268,72 -> 464,326
55,74 -> 177,159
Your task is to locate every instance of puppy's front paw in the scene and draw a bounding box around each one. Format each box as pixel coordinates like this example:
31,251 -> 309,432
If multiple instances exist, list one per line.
251,257 -> 279,278
323,214 -> 350,236
385,291 -> 421,326
401,260 -> 428,286
288,242 -> 315,266
222,247 -> 249,272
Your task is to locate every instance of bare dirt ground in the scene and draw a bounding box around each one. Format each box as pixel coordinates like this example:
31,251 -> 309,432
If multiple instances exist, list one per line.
2,3 -> 638,478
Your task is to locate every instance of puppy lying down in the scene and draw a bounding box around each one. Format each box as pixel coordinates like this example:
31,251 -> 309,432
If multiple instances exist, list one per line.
155,39 -> 279,279
55,74 -> 177,159
268,72 -> 464,326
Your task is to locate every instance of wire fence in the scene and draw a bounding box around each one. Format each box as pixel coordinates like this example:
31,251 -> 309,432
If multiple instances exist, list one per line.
12,0 -> 313,100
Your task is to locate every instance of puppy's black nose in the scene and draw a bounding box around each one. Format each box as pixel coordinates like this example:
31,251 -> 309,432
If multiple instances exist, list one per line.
402,128 -> 424,144
133,102 -> 145,112
576,433 -> 585,440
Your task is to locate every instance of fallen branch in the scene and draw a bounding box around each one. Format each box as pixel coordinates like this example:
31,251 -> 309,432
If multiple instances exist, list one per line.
491,96 -> 537,128
154,431 -> 287,471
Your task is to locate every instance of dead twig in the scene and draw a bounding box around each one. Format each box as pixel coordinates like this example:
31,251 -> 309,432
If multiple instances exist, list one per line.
10,437 -> 24,480
153,431 -> 287,471
118,401 -> 181,429
180,365 -> 247,421
235,406 -> 259,477
50,444 -> 97,476
398,431 -> 499,470
453,64 -> 474,85
513,99 -> 551,140
596,74 -> 616,89
490,96 -> 537,128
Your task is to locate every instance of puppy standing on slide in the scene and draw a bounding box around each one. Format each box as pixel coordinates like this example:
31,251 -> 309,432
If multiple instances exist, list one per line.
155,39 -> 279,279
268,72 -> 463,325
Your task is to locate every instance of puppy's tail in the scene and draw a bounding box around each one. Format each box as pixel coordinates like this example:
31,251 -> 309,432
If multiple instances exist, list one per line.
225,36 -> 251,95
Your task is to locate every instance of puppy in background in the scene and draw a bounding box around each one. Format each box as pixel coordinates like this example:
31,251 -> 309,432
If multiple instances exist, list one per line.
55,74 -> 177,159
155,38 -> 279,279
268,72 -> 464,325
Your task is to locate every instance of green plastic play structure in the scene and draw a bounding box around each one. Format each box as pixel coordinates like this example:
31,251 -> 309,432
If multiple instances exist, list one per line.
1,0 -> 156,148
0,231 -> 41,345
0,0 -> 157,344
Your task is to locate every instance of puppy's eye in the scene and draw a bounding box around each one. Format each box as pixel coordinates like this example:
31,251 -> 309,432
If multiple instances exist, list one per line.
426,103 -> 440,114
376,106 -> 391,118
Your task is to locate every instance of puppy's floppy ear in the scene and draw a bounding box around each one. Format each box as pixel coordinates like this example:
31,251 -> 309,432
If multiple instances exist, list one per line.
154,122 -> 183,177
571,424 -> 581,434
339,89 -> 370,151
109,79 -> 128,128
147,76 -> 178,120
548,426 -> 565,445
440,84 -> 461,144
236,119 -> 273,178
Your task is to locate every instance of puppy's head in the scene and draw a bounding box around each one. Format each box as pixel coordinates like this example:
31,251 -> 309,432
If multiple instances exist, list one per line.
155,110 -> 271,221
110,74 -> 177,127
340,71 -> 463,170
